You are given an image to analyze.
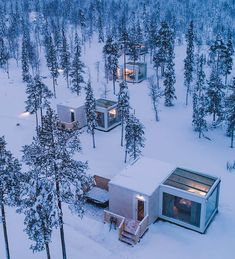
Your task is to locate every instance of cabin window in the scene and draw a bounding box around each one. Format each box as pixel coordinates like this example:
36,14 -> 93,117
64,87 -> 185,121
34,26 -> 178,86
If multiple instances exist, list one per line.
162,192 -> 201,227
96,111 -> 105,128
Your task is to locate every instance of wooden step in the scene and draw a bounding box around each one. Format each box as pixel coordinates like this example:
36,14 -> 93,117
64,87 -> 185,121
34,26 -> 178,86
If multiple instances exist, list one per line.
119,235 -> 135,246
122,230 -> 135,239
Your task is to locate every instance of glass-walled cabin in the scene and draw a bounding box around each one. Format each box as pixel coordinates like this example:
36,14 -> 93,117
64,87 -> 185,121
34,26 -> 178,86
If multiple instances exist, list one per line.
117,62 -> 147,83
95,99 -> 121,131
160,168 -> 220,233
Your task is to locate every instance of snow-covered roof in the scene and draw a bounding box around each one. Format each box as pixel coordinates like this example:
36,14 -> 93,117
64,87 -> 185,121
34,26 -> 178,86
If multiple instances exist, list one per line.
58,96 -> 86,108
110,157 -> 176,196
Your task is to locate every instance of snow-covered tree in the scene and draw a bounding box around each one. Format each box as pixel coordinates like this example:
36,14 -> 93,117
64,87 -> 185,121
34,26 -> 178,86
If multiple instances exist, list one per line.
124,114 -> 145,163
225,78 -> 235,148
223,34 -> 234,86
25,108 -> 93,259
60,29 -> 70,88
25,75 -> 53,130
0,37 -> 9,77
21,31 -> 30,82
164,43 -> 176,107
70,34 -> 85,96
45,35 -> 59,98
192,56 -> 208,138
85,80 -> 97,148
118,81 -> 130,146
18,167 -> 59,259
103,36 -> 119,94
184,21 -> 195,105
206,68 -> 225,123
148,75 -> 163,121
0,136 -> 22,259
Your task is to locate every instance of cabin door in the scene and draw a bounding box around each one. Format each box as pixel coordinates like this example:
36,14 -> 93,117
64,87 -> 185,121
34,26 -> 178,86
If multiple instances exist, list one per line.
70,111 -> 75,122
136,198 -> 145,221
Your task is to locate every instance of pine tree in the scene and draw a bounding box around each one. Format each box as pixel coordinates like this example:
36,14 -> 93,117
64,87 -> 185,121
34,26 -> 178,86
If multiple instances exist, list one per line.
18,167 -> 59,259
0,136 -> 22,259
164,43 -> 176,107
225,78 -> 235,148
24,108 -> 93,259
103,36 -> 119,94
60,29 -> 70,88
148,75 -> 163,121
118,81 -> 130,146
85,81 -> 97,148
206,68 -> 225,123
0,37 -> 9,77
192,55 -> 208,138
184,21 -> 195,105
124,114 -> 145,163
223,34 -> 234,86
70,34 -> 85,96
25,75 -> 53,131
45,35 -> 59,98
21,31 -> 30,82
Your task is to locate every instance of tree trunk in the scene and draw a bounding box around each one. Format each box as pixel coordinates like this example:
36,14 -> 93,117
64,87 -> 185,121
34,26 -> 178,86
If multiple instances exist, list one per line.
112,70 -> 116,95
124,47 -> 126,82
35,110 -> 39,132
45,243 -> 51,259
92,130 -> 96,148
231,130 -> 234,148
55,179 -> 67,259
121,117 -> 124,147
124,149 -> 127,163
186,86 -> 189,106
52,77 -> 56,98
1,203 -> 11,259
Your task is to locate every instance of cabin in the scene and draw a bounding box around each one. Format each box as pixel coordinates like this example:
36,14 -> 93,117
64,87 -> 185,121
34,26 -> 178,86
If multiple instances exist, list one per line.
105,157 -> 220,244
117,62 -> 147,83
57,98 -> 121,132
57,97 -> 86,130
95,98 -> 121,131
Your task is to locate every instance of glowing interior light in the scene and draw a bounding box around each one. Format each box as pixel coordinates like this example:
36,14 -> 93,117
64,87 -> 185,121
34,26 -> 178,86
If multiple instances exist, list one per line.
109,109 -> 117,116
19,112 -> 30,118
136,194 -> 145,201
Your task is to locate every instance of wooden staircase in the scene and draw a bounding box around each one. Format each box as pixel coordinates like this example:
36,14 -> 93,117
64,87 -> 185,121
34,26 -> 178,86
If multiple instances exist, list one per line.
104,210 -> 149,246
119,218 -> 139,245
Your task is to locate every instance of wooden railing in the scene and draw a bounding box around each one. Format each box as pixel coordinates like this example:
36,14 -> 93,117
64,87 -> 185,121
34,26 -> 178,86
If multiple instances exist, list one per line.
118,218 -> 125,240
104,210 -> 125,227
58,121 -> 77,130
134,215 -> 149,243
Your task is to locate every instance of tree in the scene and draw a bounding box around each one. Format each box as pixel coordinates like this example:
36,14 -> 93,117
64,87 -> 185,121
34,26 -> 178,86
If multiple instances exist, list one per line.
21,31 -> 30,82
103,36 -> 119,94
45,35 -> 59,98
206,68 -> 225,123
164,43 -> 176,106
223,34 -> 234,86
0,136 -> 22,259
118,81 -> 130,147
184,21 -> 195,105
18,168 -> 59,259
0,37 -> 9,77
192,56 -> 208,138
148,75 -> 163,121
124,114 -> 145,163
60,29 -> 70,88
85,81 -> 97,148
225,78 -> 235,148
25,75 -> 53,130
70,34 -> 85,96
23,108 -> 93,259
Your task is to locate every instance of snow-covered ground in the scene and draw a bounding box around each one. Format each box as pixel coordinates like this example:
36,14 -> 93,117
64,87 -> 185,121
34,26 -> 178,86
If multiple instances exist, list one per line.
0,40 -> 235,259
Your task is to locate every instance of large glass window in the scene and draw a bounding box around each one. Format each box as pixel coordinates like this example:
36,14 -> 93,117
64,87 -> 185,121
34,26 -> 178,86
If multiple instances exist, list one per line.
108,108 -> 120,128
96,111 -> 105,128
205,186 -> 219,225
162,193 -> 201,227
